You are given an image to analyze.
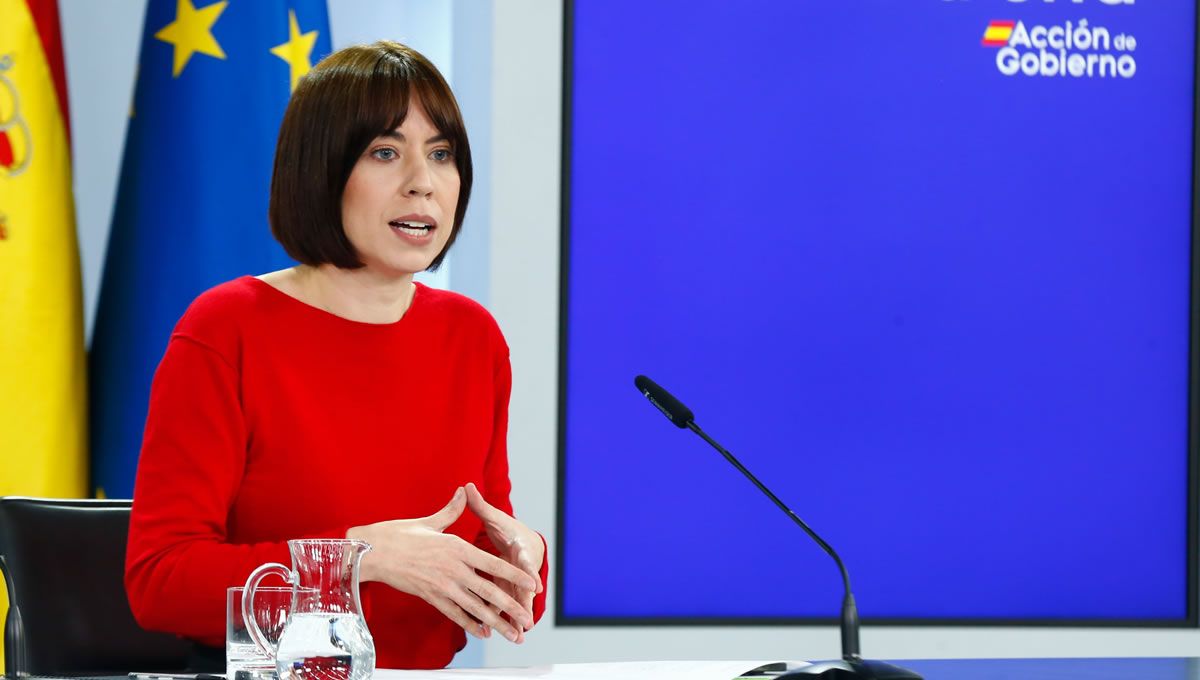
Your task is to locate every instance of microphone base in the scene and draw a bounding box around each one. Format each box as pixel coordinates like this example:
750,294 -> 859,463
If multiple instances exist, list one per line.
776,658 -> 923,680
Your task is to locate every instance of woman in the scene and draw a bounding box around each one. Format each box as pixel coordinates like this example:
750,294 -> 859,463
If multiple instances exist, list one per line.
124,41 -> 547,670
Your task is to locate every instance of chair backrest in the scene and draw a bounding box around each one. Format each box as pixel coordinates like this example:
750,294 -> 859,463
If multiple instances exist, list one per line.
0,497 -> 193,675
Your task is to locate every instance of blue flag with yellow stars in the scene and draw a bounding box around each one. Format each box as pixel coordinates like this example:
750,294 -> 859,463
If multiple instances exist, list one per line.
89,0 -> 331,498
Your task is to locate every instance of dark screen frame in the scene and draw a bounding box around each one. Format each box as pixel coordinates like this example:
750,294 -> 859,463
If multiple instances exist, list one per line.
554,0 -> 1200,628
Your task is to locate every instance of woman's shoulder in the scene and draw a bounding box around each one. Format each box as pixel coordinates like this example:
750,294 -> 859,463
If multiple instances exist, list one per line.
415,284 -> 508,348
416,284 -> 494,323
170,276 -> 292,359
177,276 -> 271,330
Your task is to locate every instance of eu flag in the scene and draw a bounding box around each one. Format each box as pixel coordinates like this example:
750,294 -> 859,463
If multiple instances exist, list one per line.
90,0 -> 332,498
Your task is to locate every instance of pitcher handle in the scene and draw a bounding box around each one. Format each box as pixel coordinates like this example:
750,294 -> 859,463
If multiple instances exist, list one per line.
243,562 -> 294,660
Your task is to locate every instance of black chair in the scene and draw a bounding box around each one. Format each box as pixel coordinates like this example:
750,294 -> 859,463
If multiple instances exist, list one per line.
0,497 -> 193,676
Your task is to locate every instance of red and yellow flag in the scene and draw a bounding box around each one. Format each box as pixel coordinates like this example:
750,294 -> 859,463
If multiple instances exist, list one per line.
982,20 -> 1015,47
0,0 -> 87,659
0,0 -> 86,496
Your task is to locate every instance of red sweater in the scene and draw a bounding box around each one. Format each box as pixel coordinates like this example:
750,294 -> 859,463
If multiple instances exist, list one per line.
125,276 -> 547,669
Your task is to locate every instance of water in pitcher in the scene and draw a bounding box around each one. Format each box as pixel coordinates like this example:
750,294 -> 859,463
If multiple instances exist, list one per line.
275,612 -> 375,680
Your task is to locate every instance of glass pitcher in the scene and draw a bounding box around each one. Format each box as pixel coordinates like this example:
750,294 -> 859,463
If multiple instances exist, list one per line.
243,539 -> 376,680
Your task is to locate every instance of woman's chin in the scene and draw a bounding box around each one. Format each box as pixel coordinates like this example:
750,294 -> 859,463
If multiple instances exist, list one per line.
346,253 -> 436,280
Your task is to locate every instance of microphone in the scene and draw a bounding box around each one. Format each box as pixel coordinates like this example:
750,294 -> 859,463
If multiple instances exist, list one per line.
1,555 -> 28,678
634,375 -> 692,427
633,375 -> 922,680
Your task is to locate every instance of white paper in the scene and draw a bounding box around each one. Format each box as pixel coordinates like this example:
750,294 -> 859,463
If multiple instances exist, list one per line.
375,659 -> 810,680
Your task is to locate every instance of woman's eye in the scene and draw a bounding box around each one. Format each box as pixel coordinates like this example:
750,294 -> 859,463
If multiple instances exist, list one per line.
371,148 -> 397,161
430,148 -> 453,162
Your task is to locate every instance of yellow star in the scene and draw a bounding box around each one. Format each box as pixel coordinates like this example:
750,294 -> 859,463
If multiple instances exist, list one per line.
270,9 -> 319,93
154,0 -> 228,78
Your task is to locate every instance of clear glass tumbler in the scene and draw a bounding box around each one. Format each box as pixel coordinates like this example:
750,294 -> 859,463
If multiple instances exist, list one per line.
227,586 -> 292,680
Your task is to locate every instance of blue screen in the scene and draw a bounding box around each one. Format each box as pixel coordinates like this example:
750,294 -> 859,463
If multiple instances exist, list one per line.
562,0 -> 1196,622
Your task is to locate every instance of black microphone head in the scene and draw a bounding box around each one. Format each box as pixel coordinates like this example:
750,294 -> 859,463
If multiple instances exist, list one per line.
634,374 -> 695,428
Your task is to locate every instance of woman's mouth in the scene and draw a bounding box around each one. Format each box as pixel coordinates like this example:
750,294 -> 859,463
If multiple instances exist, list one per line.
389,219 -> 434,236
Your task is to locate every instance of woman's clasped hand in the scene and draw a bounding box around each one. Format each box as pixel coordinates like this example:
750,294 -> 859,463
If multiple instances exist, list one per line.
347,485 -> 543,643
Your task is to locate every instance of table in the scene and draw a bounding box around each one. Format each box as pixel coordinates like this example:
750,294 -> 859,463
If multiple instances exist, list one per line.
899,657 -> 1200,679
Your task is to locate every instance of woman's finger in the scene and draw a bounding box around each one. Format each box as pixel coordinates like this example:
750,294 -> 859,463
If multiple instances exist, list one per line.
430,595 -> 489,640
457,583 -> 524,643
425,487 -> 467,531
464,482 -> 507,524
500,580 -> 535,631
467,572 -> 533,630
521,589 -> 536,630
462,544 -> 539,593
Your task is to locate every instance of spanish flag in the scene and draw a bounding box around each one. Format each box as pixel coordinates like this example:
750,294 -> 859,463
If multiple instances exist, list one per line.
982,20 -> 1015,48
0,0 -> 88,666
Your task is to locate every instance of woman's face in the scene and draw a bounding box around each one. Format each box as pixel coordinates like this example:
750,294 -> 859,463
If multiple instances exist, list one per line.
340,97 -> 460,278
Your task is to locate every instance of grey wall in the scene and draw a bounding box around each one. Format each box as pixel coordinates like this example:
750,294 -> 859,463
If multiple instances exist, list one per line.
60,0 -> 140,343
61,0 -> 1200,668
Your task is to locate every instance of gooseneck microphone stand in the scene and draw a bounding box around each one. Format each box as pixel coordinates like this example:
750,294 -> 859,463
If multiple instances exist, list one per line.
634,375 -> 922,680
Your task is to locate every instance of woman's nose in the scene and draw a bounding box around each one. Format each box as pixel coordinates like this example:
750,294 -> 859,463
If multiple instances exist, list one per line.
402,157 -> 434,197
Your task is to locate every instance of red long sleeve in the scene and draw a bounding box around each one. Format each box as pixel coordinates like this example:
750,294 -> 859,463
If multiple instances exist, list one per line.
125,277 -> 548,669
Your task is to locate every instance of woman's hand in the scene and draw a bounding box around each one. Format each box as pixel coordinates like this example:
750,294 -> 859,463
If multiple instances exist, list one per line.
346,487 -> 538,642
464,482 -> 545,634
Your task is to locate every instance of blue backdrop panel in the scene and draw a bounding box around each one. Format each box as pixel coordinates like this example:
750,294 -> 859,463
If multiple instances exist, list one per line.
563,0 -> 1194,621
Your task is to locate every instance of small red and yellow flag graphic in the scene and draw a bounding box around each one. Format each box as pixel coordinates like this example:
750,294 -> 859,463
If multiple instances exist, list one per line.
982,20 -> 1015,47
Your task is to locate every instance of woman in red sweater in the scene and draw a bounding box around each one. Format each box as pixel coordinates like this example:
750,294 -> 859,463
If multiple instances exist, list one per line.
124,41 -> 547,670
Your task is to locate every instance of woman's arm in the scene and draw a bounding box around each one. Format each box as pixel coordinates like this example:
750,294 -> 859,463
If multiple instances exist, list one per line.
124,334 -> 350,640
467,344 -> 550,632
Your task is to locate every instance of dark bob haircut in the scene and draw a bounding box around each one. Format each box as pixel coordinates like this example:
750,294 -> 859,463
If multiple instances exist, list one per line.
269,41 -> 472,271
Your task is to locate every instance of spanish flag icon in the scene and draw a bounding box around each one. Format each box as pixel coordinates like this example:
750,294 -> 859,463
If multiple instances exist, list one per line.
982,20 -> 1015,47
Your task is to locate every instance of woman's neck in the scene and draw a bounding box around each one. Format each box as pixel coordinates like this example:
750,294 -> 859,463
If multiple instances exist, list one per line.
263,265 -> 416,324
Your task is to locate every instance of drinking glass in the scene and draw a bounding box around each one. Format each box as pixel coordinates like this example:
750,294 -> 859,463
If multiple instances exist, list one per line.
227,586 -> 292,680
